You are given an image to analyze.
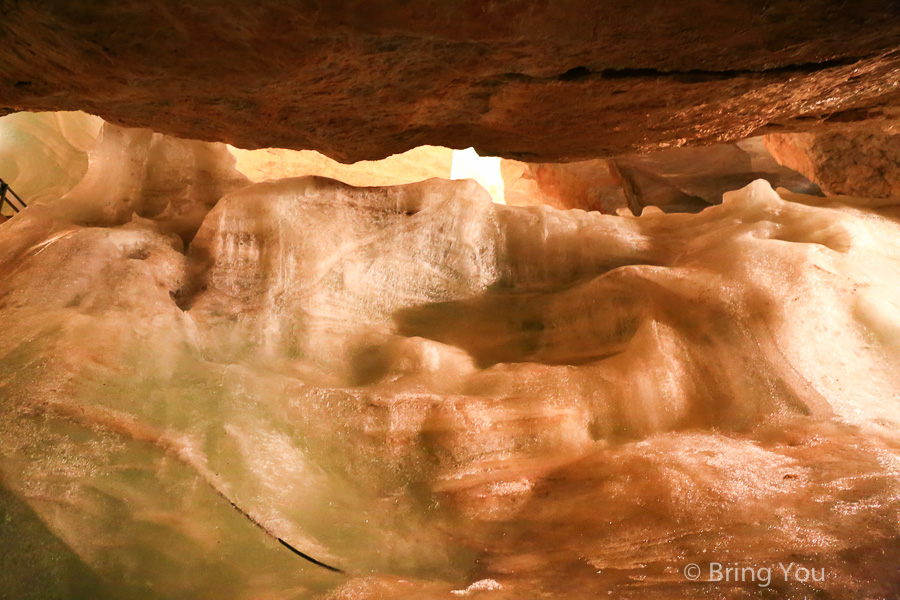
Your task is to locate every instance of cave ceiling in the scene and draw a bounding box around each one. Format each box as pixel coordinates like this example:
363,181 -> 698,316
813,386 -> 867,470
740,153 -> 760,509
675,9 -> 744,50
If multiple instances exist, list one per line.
2,0 -> 900,162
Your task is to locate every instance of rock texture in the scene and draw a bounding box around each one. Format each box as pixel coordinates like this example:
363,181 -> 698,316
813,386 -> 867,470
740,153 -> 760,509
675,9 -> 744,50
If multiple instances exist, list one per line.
501,137 -> 821,214
2,1 -> 900,161
501,158 -> 629,212
765,125 -> 900,198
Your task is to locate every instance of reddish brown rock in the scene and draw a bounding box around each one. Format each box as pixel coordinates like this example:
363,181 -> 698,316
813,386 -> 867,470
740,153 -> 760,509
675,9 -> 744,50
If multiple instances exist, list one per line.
501,159 -> 629,212
501,137 -> 821,213
2,2 -> 900,162
764,126 -> 900,198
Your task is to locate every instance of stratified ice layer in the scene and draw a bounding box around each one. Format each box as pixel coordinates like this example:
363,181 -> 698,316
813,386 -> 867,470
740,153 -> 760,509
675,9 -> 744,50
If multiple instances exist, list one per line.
1,116 -> 900,599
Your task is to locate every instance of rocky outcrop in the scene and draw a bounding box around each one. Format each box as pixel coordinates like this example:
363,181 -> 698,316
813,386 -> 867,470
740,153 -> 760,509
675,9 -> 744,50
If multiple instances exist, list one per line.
501,158 -> 630,212
764,126 -> 900,198
501,137 -> 821,213
2,1 -> 900,161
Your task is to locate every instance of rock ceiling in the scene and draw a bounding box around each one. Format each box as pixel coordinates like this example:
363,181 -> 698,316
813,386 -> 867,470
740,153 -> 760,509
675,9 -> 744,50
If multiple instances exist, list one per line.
2,1 -> 900,161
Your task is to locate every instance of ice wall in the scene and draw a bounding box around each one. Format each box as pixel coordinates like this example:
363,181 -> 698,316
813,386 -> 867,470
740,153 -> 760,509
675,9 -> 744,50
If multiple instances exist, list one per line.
0,111 -> 102,208
0,112 -> 249,241
2,121 -> 900,598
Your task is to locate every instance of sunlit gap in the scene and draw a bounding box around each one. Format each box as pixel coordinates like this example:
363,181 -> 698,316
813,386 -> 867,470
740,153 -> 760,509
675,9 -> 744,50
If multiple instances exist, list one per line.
227,144 -> 507,204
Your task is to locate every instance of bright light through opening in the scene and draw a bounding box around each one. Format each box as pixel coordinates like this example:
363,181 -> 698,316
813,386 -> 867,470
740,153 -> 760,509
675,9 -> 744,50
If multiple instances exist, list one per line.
451,147 -> 505,204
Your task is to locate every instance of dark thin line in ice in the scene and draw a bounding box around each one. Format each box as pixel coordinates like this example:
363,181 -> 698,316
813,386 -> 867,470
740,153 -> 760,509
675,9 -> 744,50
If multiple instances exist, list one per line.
215,488 -> 345,573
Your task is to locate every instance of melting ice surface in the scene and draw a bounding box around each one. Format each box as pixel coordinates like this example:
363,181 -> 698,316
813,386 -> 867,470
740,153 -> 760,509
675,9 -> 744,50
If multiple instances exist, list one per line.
1,114 -> 900,599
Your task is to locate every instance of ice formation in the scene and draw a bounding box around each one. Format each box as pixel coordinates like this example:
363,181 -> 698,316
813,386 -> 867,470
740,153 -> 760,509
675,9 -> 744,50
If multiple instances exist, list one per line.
0,111 -> 102,207
2,114 -> 900,599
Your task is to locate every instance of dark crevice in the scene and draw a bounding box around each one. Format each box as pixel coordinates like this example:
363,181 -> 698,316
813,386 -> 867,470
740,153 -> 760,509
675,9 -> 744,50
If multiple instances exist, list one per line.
599,55 -> 863,82
824,107 -> 884,123
499,54 -> 874,86
557,66 -> 591,81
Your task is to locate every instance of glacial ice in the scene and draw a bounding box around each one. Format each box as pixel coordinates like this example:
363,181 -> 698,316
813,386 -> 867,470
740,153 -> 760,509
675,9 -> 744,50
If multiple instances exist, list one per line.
2,115 -> 900,599
0,111 -> 102,207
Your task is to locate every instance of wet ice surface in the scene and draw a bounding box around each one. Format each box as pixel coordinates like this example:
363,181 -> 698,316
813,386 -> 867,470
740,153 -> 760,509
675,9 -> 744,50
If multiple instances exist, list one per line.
2,118 -> 900,599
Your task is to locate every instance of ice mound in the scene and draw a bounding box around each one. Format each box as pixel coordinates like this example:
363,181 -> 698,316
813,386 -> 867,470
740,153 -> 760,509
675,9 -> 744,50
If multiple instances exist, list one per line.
2,134 -> 900,598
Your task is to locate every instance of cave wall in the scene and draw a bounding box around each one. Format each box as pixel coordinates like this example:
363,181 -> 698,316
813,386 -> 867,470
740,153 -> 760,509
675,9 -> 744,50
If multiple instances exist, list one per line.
764,123 -> 900,198
2,1 -> 900,161
500,137 -> 824,214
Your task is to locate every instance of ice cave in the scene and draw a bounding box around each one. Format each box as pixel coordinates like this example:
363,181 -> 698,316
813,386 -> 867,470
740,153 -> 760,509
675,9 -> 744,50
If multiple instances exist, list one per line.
2,3 -> 900,599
